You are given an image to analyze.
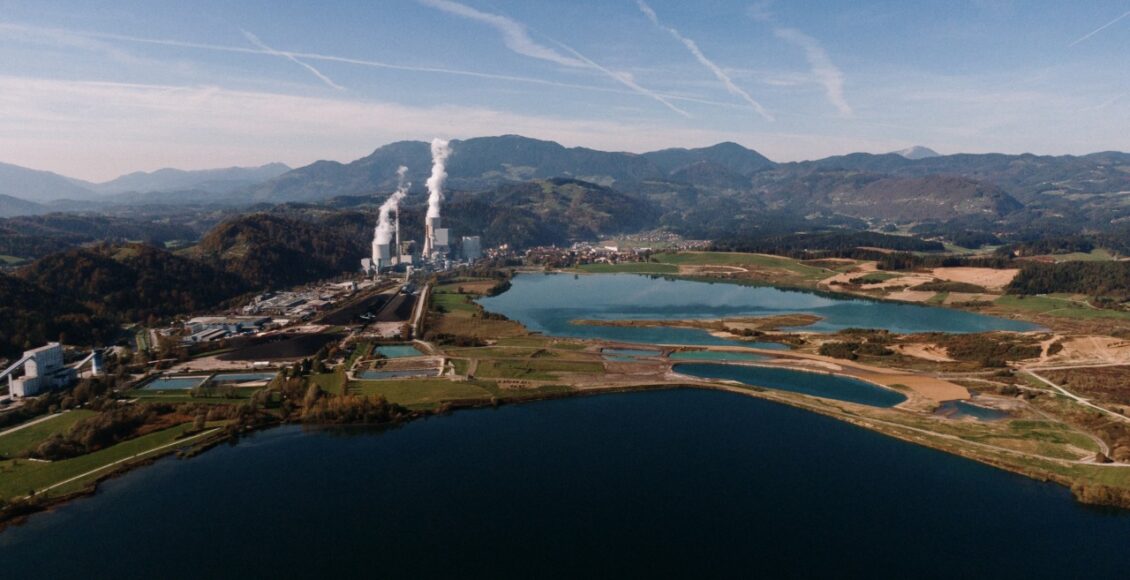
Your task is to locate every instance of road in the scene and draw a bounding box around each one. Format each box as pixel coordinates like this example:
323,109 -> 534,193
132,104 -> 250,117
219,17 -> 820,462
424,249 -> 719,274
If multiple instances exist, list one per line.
27,427 -> 221,499
0,410 -> 71,439
1022,368 -> 1130,426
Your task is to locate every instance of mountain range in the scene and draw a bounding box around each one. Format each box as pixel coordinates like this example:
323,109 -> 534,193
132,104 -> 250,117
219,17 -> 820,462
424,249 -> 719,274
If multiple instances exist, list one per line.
4,135 -> 1130,231
0,162 -> 292,209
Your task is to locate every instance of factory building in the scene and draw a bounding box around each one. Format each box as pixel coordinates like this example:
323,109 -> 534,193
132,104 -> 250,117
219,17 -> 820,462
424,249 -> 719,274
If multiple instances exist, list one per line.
423,216 -> 450,258
462,236 -> 482,261
3,343 -> 76,397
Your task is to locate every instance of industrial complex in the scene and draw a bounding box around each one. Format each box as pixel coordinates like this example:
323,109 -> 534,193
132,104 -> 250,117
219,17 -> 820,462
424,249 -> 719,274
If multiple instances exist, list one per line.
362,138 -> 483,277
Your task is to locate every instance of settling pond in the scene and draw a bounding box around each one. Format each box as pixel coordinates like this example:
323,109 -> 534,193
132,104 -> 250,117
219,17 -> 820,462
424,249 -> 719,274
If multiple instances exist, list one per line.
3,389 -> 1127,578
478,273 -> 1037,346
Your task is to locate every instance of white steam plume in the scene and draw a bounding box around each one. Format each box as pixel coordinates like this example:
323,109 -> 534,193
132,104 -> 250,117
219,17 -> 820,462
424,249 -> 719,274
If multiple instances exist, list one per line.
426,138 -> 451,219
375,165 -> 409,245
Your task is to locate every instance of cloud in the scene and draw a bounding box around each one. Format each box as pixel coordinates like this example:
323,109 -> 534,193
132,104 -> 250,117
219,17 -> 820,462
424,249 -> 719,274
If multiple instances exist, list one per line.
0,75 -> 756,179
241,30 -> 345,90
772,27 -> 852,117
1069,10 -> 1130,47
635,0 -> 773,121
416,0 -> 584,67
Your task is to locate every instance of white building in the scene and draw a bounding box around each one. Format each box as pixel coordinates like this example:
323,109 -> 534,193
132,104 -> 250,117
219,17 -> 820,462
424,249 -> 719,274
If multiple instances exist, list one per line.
4,343 -> 76,397
462,236 -> 482,261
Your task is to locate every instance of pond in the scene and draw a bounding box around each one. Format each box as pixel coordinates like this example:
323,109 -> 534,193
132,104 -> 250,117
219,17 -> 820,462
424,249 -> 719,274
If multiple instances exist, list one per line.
478,274 -> 1037,347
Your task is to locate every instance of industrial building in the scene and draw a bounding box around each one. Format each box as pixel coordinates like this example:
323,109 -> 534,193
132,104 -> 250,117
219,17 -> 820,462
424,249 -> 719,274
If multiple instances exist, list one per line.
0,343 -> 81,397
462,236 -> 482,261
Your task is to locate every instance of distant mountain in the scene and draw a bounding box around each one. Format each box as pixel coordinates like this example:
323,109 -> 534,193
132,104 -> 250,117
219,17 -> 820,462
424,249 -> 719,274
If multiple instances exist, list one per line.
892,146 -> 940,160
0,162 -> 98,204
642,142 -> 776,176
0,194 -> 47,218
751,170 -> 1022,222
250,135 -> 776,203
94,163 -> 291,195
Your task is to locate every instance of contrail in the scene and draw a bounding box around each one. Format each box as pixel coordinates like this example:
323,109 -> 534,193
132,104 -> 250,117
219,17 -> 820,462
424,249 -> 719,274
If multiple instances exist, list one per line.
1069,10 -> 1130,46
0,22 -> 737,109
417,0 -> 584,67
774,27 -> 852,117
552,39 -> 691,117
635,0 -> 773,121
413,1 -> 689,117
241,29 -> 344,90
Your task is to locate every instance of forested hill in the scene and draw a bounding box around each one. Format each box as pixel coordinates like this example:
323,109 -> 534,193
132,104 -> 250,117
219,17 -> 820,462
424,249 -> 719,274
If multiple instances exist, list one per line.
16,243 -> 248,323
0,273 -> 116,358
192,214 -> 365,289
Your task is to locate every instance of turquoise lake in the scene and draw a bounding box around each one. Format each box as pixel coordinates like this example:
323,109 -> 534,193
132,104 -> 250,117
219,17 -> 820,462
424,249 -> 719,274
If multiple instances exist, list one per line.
478,274 -> 1037,346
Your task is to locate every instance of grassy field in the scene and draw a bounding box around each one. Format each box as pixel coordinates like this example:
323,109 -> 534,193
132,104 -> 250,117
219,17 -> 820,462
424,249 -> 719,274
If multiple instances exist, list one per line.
347,378 -> 494,408
577,262 -> 679,274
474,359 -> 604,381
0,422 -> 195,501
650,251 -> 828,279
432,292 -> 480,317
995,295 -> 1130,320
851,271 -> 902,284
431,315 -> 527,339
125,386 -> 260,404
311,371 -> 347,395
0,254 -> 26,265
0,411 -> 98,459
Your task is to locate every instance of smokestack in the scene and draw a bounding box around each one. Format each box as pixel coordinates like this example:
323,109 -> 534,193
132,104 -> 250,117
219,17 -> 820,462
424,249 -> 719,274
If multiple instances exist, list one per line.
423,138 -> 451,256
372,165 -> 409,271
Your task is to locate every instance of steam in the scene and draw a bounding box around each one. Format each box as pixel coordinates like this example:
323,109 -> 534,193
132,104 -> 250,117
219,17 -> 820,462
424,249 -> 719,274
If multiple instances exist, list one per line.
375,165 -> 409,245
426,138 -> 451,219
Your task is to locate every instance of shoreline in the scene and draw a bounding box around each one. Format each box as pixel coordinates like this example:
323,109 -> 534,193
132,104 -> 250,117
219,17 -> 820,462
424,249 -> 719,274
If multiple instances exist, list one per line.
6,376 -> 1126,535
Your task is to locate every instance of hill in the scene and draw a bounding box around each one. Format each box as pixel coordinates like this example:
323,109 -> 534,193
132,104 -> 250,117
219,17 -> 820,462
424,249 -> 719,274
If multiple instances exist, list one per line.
192,214 -> 365,288
642,142 -> 776,176
0,214 -> 199,261
16,243 -> 248,322
251,135 -> 771,203
94,163 -> 291,195
0,162 -> 98,204
752,171 -> 1022,222
0,273 -> 116,357
0,194 -> 47,218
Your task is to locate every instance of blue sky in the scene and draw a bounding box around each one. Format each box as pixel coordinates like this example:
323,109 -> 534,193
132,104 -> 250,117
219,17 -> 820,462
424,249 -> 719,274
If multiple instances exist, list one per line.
1,0 -> 1129,180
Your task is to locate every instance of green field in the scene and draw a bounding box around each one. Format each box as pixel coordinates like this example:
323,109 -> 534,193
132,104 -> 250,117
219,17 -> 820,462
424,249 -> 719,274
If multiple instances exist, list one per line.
347,378 -> 494,407
577,262 -> 679,274
0,411 -> 97,459
475,359 -> 604,381
995,295 -> 1130,320
650,251 -> 828,278
432,292 -> 480,316
311,371 -> 348,395
0,422 -> 196,501
0,254 -> 26,265
851,271 -> 902,284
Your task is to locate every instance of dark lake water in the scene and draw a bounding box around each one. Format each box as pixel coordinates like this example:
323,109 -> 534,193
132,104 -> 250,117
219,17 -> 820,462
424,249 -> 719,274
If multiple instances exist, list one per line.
674,362 -> 908,407
3,389 -> 1127,579
478,274 -> 1038,346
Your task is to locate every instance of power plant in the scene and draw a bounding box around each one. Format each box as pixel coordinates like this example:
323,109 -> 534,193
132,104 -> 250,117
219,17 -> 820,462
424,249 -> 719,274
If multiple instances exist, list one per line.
362,138 -> 480,277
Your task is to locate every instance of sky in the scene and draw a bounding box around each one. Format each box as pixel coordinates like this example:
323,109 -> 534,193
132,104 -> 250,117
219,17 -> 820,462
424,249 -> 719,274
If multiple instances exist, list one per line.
1,0 -> 1129,181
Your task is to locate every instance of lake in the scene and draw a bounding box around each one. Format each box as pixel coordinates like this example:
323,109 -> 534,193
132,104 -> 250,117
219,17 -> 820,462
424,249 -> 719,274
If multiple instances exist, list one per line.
675,362 -> 907,407
2,389 -> 1127,578
478,274 -> 1037,346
